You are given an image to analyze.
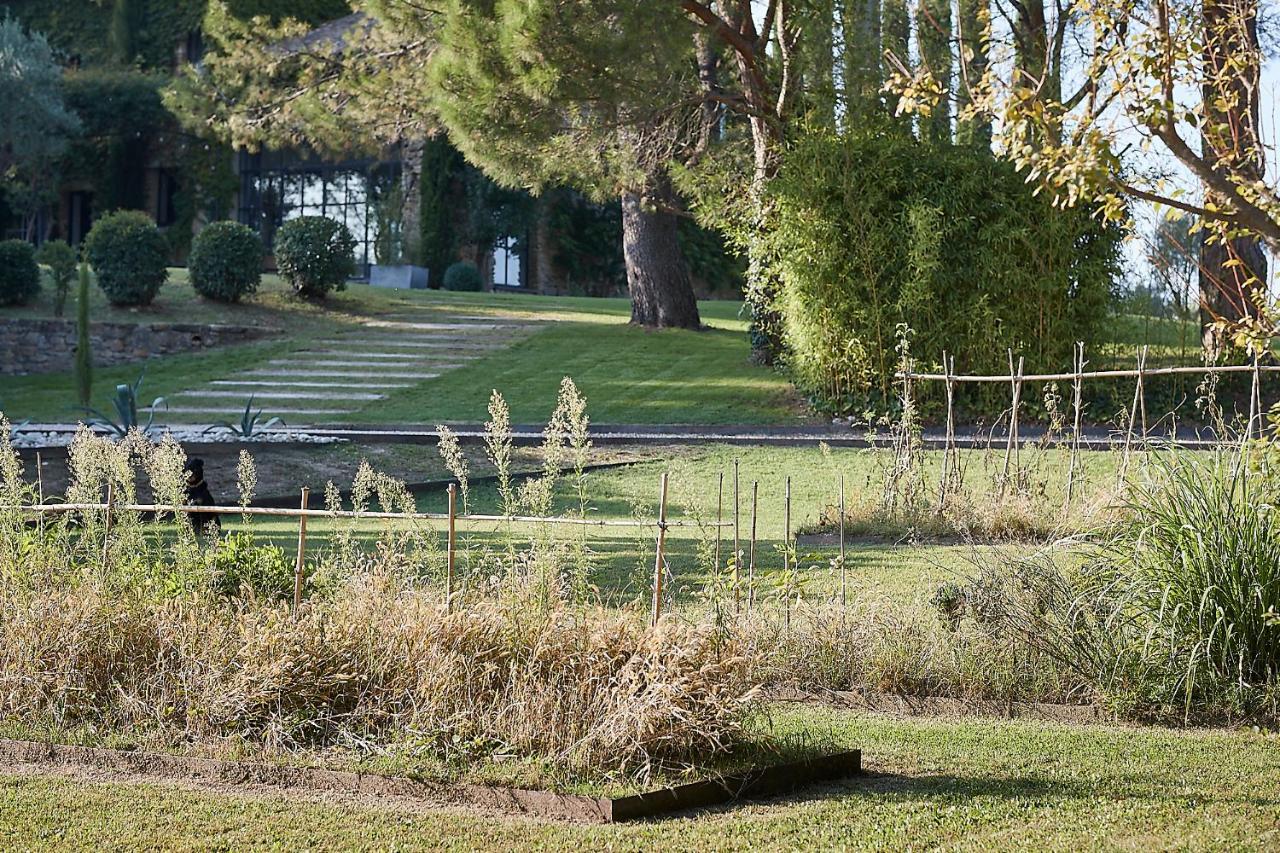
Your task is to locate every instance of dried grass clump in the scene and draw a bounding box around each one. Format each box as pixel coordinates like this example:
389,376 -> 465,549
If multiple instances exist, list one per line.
0,575 -> 758,775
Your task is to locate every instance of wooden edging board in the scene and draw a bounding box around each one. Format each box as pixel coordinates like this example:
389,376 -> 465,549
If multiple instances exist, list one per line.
0,738 -> 861,824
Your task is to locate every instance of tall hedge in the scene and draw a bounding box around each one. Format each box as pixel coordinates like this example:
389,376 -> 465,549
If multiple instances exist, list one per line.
769,129 -> 1122,412
0,240 -> 40,306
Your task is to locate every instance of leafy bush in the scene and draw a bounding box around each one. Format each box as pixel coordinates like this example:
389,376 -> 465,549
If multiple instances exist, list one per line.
188,221 -> 264,302
443,260 -> 483,292
273,216 -> 355,299
35,239 -> 76,316
0,240 -> 40,307
767,128 -> 1122,412
84,210 -> 169,306
209,532 -> 294,601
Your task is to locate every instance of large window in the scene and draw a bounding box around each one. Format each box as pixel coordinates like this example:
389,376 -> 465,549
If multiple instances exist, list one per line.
236,150 -> 397,274
491,234 -> 524,288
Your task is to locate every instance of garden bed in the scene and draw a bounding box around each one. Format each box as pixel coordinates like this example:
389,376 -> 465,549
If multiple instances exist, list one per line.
0,737 -> 861,823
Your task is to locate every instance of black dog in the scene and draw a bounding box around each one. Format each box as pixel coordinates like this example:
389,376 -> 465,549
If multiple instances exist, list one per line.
184,458 -> 221,535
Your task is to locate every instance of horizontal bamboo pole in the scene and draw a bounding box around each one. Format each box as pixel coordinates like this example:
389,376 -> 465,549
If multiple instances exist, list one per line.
14,502 -> 730,529
898,364 -> 1280,384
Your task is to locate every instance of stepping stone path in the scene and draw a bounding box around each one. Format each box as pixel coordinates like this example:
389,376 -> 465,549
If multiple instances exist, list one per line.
161,315 -> 543,421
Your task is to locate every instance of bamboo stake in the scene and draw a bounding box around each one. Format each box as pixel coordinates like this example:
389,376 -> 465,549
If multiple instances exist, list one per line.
897,363 -> 1280,383
732,459 -> 740,614
1138,345 -> 1150,437
292,487 -> 309,613
748,481 -> 758,612
1249,351 -> 1262,442
101,482 -> 114,566
783,476 -> 791,575
35,452 -> 43,505
446,483 -> 457,611
1000,351 -> 1023,497
714,472 -> 723,575
1066,343 -> 1085,507
939,351 -> 956,503
838,473 -> 846,607
1121,347 -> 1147,483
651,472 -> 669,626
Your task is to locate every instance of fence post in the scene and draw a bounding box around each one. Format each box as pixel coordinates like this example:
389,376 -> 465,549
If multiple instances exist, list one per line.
783,476 -> 792,575
714,471 -> 723,577
1121,347 -> 1148,484
651,472 -> 669,626
446,483 -> 456,612
838,473 -> 846,607
1066,342 -> 1085,507
1250,350 -> 1263,442
732,459 -> 740,613
1138,344 -> 1150,437
748,481 -> 758,612
1000,351 -> 1023,498
292,487 -> 309,613
939,351 -> 956,503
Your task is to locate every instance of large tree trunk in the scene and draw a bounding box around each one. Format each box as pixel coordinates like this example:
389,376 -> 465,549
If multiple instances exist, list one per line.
621,180 -> 700,330
1199,0 -> 1267,358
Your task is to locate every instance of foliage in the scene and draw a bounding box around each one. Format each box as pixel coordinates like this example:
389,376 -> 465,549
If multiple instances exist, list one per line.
208,532 -> 294,601
0,14 -> 80,238
0,0 -> 204,69
35,239 -> 76,316
442,260 -> 482,293
203,395 -> 284,438
74,262 -> 92,407
85,373 -> 166,438
416,137 -> 463,282
0,239 -> 40,306
188,220 -> 264,302
223,0 -> 350,24
84,210 -> 170,307
768,129 -> 1122,411
272,215 -> 355,299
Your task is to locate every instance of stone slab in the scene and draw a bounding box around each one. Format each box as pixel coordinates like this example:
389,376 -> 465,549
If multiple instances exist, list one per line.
174,390 -> 386,401
210,380 -> 413,390
244,369 -> 440,380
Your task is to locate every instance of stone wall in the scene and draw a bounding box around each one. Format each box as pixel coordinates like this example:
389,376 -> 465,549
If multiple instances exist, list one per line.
0,319 -> 278,376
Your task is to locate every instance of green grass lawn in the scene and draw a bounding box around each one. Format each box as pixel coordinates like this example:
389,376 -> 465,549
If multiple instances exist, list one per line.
3,271 -> 799,426
3,704 -> 1275,850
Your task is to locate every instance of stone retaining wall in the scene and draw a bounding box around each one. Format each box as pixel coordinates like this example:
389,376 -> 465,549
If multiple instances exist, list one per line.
0,318 -> 278,376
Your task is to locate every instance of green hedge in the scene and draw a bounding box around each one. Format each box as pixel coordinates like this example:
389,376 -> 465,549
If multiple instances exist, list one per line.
273,216 -> 355,299
189,221 -> 264,302
0,240 -> 41,306
769,129 -> 1122,413
84,210 -> 169,306
443,261 -> 483,292
35,239 -> 77,316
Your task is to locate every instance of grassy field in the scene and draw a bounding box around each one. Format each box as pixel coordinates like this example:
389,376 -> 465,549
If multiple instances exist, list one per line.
3,704 -> 1275,850
3,271 -> 801,426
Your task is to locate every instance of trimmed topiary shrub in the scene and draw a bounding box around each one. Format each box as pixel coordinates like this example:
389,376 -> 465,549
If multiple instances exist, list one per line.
35,239 -> 77,317
273,216 -> 355,299
188,221 -> 264,303
443,260 -> 483,292
0,240 -> 41,307
84,210 -> 169,306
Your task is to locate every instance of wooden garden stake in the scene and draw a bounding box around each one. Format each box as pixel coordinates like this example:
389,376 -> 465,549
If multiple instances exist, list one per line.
446,483 -> 457,612
35,452 -> 43,505
783,476 -> 792,574
1000,352 -> 1024,497
1250,351 -> 1262,442
838,473 -> 846,607
292,487 -> 309,613
940,351 -> 958,501
651,472 -> 669,626
748,481 -> 758,612
1138,345 -> 1149,437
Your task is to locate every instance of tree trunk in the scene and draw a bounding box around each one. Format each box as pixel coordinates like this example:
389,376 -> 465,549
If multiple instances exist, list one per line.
621,181 -> 700,330
1199,0 -> 1267,358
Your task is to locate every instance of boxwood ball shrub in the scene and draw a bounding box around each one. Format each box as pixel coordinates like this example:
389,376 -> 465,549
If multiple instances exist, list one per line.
273,216 -> 355,299
0,240 -> 41,306
443,260 -> 483,292
84,210 -> 169,306
189,221 -> 264,302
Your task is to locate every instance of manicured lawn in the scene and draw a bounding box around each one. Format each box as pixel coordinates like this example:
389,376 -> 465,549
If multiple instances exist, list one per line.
3,705 -> 1275,849
3,272 -> 799,426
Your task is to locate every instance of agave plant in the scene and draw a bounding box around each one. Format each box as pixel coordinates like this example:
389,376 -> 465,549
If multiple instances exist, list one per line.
204,395 -> 285,439
84,372 -> 166,438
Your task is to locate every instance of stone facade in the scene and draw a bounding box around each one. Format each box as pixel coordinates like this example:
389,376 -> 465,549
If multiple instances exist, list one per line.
0,319 -> 278,376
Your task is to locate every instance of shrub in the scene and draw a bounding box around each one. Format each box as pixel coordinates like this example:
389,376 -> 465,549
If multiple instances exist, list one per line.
0,240 -> 40,307
209,532 -> 294,601
84,210 -> 169,306
273,216 -> 355,299
443,260 -> 483,292
188,221 -> 264,302
35,239 -> 76,316
766,127 -> 1122,413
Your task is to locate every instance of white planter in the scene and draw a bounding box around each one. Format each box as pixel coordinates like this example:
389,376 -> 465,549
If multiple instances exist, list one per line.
370,264 -> 429,290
